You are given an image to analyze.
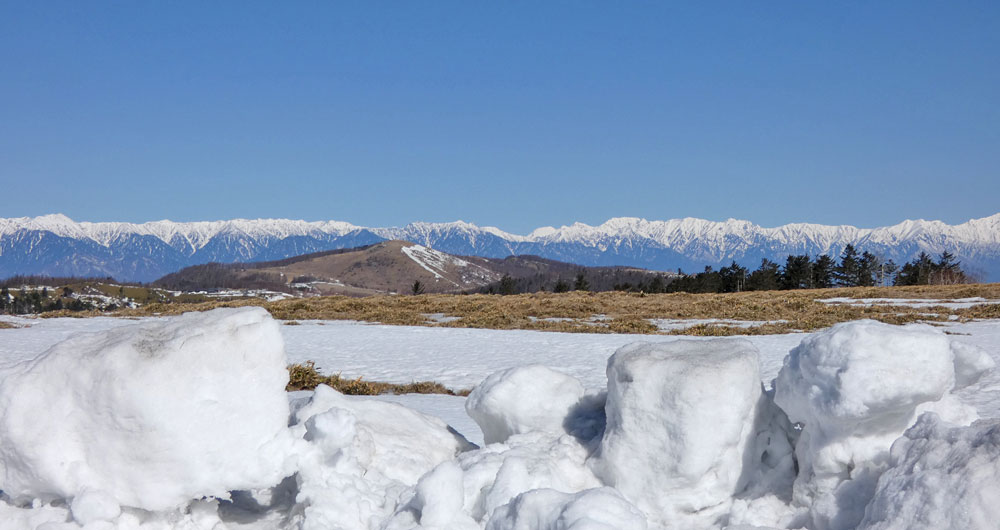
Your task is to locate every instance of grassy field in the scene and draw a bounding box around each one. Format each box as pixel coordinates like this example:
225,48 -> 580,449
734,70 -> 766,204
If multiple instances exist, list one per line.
79,283 -> 1000,336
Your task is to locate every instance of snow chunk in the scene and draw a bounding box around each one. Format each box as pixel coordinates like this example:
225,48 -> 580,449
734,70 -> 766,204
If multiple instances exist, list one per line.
773,320 -> 986,530
412,461 -> 476,528
592,339 -> 764,526
293,385 -> 475,484
951,340 -> 995,388
485,487 -> 647,530
0,307 -> 297,512
859,413 -> 1000,530
466,365 -> 587,445
454,431 -> 603,522
291,385 -> 474,529
69,489 -> 121,525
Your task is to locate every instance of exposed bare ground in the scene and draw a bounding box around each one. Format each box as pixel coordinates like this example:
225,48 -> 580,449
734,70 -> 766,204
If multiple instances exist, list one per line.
96,283 -> 1000,336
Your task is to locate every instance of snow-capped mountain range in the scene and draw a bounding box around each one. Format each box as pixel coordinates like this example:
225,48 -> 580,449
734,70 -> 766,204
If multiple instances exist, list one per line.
2,213 -> 999,282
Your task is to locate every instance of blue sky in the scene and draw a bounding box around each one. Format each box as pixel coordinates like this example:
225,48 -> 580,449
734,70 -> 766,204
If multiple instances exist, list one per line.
1,2 -> 998,233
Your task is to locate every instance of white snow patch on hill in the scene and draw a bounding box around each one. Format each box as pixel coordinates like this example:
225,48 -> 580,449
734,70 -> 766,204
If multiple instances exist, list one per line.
402,244 -> 466,281
401,243 -> 500,287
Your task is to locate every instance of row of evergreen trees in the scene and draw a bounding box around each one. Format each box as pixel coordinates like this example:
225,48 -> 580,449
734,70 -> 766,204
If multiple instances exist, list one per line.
662,246 -> 969,294
0,286 -> 94,315
478,247 -> 973,296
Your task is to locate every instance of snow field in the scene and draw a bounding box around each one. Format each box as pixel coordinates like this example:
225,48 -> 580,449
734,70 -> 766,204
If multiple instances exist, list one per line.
0,309 -> 998,529
817,297 -> 1000,309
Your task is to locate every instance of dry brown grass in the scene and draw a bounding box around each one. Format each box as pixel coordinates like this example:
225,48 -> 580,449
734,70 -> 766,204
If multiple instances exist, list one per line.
286,361 -> 469,396
0,321 -> 18,329
106,283 -> 1000,335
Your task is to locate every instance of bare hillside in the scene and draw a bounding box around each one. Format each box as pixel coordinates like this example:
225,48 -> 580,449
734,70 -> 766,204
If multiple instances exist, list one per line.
155,241 -> 501,295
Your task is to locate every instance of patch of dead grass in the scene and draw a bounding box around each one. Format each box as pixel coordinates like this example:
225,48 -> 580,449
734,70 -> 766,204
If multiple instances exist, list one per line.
286,361 -> 469,396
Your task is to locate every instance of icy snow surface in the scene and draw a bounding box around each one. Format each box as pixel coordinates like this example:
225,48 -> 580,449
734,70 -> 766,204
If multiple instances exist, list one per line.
1,312 -> 1000,529
857,413 -> 1000,529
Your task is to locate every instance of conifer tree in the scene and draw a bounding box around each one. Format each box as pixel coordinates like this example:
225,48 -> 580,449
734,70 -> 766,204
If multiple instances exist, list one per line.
747,259 -> 780,291
879,259 -> 898,287
498,274 -> 516,295
895,252 -> 935,285
931,251 -> 967,284
857,251 -> 880,287
719,261 -> 748,293
835,245 -> 860,286
812,255 -> 835,288
781,255 -> 813,290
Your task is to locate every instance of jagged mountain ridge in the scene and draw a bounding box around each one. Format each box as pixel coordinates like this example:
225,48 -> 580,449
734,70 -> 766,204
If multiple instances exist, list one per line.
2,213 -> 999,282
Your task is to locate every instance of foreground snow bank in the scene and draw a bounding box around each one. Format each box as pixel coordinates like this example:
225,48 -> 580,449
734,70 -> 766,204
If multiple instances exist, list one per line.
0,313 -> 996,530
774,321 -> 993,530
0,307 -> 297,515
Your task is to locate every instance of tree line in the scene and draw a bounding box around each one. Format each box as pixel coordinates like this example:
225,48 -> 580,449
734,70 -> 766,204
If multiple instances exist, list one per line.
478,268 -> 675,295
661,246 -> 970,294
0,286 -> 95,315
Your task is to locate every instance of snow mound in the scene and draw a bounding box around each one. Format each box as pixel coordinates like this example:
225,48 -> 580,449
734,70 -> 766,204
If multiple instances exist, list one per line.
773,320 -> 989,530
465,365 -> 588,445
485,487 -> 647,530
0,307 -> 297,513
457,431 -> 603,523
858,413 -> 1000,530
291,384 -> 475,529
592,339 -> 768,526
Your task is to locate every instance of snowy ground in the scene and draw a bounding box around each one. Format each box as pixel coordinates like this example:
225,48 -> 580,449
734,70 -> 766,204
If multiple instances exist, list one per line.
3,314 -> 1000,430
817,296 -> 1000,309
647,318 -> 789,332
1,311 -> 999,529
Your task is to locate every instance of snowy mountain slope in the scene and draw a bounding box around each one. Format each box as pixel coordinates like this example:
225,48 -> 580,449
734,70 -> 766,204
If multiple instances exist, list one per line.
1,213 -> 999,282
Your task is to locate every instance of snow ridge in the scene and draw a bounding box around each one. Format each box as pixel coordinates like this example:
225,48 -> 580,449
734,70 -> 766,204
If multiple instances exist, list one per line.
5,213 -> 998,251
0,215 -> 362,252
2,213 -> 1000,281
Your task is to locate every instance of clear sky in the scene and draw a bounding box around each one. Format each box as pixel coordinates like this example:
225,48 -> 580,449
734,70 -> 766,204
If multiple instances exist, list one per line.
1,2 -> 998,233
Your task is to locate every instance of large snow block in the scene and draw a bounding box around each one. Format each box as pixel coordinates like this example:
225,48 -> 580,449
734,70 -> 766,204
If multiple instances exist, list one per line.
858,413 -> 1000,530
773,320 -> 989,530
0,307 -> 297,511
465,365 -> 587,445
592,339 -> 763,524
